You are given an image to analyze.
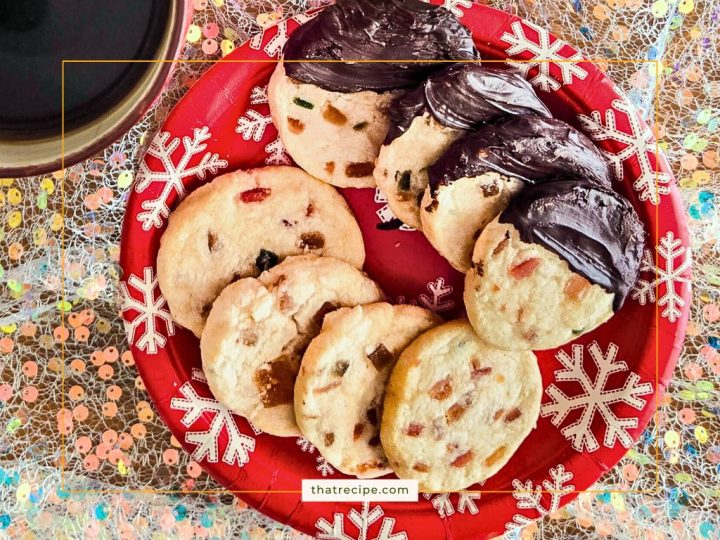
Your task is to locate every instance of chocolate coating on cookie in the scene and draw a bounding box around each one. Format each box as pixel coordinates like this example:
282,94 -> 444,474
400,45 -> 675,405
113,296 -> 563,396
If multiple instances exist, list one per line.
427,115 -> 612,194
283,0 -> 478,93
385,64 -> 551,143
499,179 -> 646,310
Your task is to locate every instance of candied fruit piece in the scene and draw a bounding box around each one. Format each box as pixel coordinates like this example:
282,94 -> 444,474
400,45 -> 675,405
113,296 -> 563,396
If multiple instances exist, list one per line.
288,117 -> 304,134
255,249 -> 279,272
565,274 -> 591,300
367,344 -> 393,370
510,258 -> 541,279
451,450 -> 474,468
504,408 -> 522,423
405,423 -> 424,437
322,103 -> 347,125
429,377 -> 452,400
484,446 -> 506,467
299,231 -> 325,250
239,187 -> 271,203
345,162 -> 374,177
254,358 -> 296,407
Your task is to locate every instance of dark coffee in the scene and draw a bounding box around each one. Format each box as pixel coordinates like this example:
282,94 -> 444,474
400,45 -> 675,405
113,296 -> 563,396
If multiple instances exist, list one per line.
0,0 -> 170,137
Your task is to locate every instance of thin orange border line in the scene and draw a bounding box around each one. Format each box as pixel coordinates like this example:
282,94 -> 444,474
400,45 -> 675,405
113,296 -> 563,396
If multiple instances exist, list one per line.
60,57 -> 662,496
60,60 -> 66,493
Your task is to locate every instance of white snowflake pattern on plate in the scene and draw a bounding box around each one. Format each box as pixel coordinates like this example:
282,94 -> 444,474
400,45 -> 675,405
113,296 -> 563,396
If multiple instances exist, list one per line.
120,267 -> 175,354
295,436 -> 336,476
236,109 -> 273,142
578,96 -> 672,205
632,231 -> 691,322
396,277 -> 455,314
170,368 -> 255,466
316,502 -> 407,540
506,464 -> 575,531
134,127 -> 227,230
422,492 -> 481,518
541,342 -> 654,452
500,20 -> 587,92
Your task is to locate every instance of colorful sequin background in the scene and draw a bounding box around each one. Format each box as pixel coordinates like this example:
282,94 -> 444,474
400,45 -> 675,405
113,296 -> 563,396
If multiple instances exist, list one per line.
0,0 -> 717,538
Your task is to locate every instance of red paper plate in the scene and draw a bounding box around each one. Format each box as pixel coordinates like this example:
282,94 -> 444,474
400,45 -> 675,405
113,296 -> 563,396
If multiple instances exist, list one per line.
120,3 -> 691,538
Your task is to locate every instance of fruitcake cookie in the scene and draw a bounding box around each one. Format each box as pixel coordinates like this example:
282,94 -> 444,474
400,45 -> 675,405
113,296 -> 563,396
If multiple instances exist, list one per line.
269,64 -> 396,188
295,303 -> 440,477
157,166 -> 365,337
380,320 -> 542,491
201,255 -> 384,437
421,115 -> 613,272
271,0 -> 477,187
464,180 -> 646,351
375,64 -> 550,229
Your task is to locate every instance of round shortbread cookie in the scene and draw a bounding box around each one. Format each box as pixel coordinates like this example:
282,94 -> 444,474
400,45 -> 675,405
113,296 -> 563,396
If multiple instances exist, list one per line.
157,166 -> 365,337
201,255 -> 384,437
269,63 -> 397,188
374,114 -> 461,229
464,218 -> 614,351
380,320 -> 542,491
419,172 -> 523,272
295,303 -> 440,478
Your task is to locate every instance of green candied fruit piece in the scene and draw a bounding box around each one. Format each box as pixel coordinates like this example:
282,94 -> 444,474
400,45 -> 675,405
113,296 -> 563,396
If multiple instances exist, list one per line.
292,97 -> 314,109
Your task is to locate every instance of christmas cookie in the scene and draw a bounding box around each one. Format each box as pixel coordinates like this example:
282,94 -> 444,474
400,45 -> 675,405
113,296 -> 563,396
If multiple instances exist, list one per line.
270,0 -> 477,187
201,255 -> 384,437
380,320 -> 542,491
269,64 -> 396,188
294,303 -> 440,477
157,166 -> 365,337
421,115 -> 613,272
375,64 -> 550,229
464,180 -> 646,351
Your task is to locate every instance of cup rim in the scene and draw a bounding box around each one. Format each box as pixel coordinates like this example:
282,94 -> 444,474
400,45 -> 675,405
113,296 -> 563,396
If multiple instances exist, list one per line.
0,0 -> 190,177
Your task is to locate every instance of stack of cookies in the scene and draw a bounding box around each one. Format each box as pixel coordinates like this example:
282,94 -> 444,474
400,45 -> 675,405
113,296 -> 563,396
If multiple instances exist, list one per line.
156,164 -> 547,490
156,0 -> 647,492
